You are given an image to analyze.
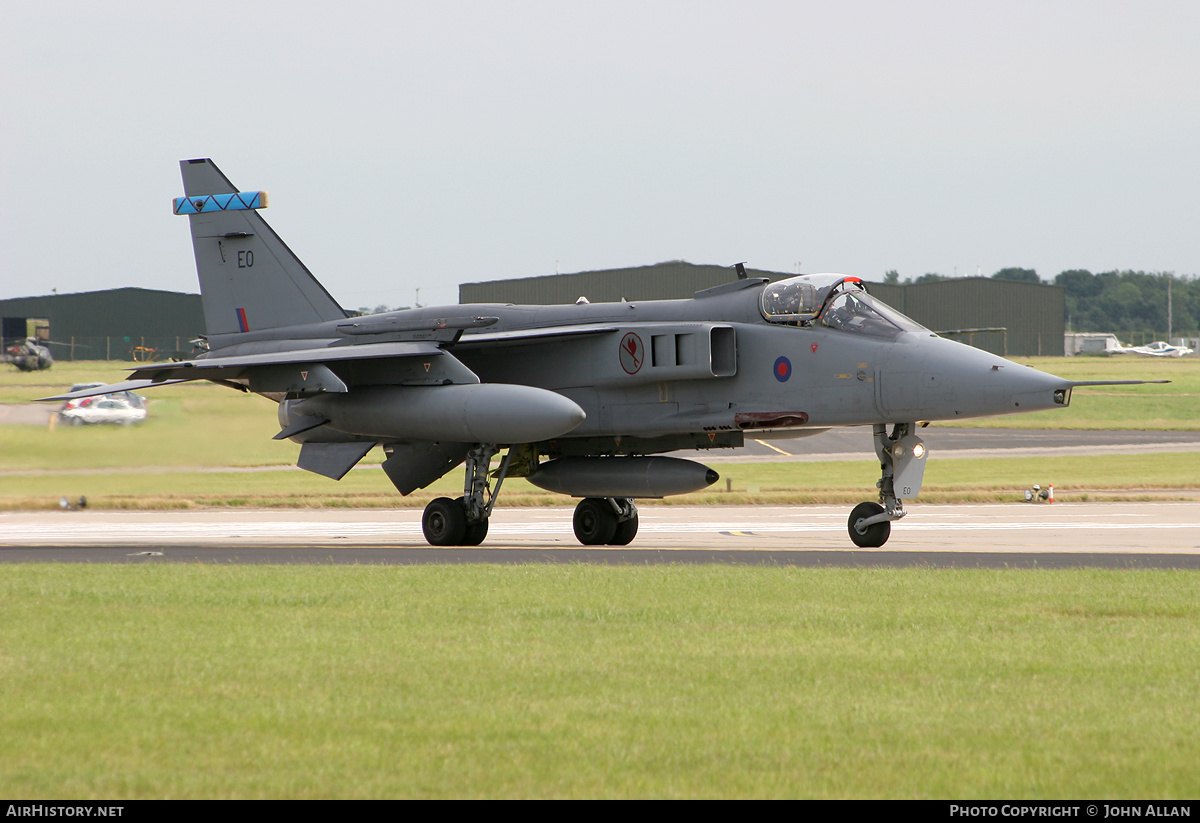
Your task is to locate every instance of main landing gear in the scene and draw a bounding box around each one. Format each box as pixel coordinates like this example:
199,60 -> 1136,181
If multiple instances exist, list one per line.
422,445 -> 509,546
419,446 -> 642,548
848,422 -> 927,548
572,497 -> 639,545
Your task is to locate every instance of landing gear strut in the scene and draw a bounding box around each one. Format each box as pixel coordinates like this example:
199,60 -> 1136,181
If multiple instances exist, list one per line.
573,497 -> 639,546
848,422 -> 927,548
422,444 -> 511,546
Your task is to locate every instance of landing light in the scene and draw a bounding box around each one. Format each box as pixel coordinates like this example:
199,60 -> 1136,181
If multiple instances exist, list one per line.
912,443 -> 926,459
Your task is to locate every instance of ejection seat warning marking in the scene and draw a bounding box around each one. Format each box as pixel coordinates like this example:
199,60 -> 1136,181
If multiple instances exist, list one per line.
620,332 -> 644,374
774,356 -> 791,382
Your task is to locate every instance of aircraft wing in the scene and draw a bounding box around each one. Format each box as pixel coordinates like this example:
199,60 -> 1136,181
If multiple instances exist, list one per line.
40,379 -> 191,402
39,341 -> 466,401
126,340 -> 448,381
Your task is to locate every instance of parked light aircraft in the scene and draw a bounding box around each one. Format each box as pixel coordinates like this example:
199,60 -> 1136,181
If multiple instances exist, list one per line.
44,159 -> 1163,547
1116,340 -> 1195,358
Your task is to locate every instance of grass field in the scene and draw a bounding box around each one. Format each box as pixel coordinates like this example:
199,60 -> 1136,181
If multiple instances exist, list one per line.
3,361 -> 1199,799
1,358 -> 1198,509
2,450 -> 1198,510
2,565 -> 1198,799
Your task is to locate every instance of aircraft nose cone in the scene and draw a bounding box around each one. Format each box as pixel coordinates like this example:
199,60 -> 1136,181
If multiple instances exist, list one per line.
879,335 -> 1070,420
999,363 -> 1072,414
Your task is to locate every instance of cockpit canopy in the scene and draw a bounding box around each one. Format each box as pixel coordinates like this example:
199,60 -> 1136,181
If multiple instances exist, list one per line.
760,273 -> 856,322
760,274 -> 928,339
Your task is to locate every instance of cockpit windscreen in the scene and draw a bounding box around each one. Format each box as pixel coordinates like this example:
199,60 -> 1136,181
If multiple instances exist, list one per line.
760,274 -> 929,339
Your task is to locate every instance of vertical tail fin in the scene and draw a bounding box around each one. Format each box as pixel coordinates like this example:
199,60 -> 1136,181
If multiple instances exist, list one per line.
176,158 -> 346,336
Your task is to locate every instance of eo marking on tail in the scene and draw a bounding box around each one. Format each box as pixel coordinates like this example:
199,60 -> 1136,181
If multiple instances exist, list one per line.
175,158 -> 345,339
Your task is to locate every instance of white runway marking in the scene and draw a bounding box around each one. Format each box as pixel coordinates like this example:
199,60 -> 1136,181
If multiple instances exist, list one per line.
3,504 -> 1199,553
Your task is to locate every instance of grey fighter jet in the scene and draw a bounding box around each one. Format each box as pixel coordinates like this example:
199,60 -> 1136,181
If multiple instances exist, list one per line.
44,159 -> 1160,548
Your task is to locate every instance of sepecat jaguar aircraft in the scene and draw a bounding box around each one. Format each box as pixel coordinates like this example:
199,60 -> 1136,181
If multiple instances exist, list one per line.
44,159 -> 1162,548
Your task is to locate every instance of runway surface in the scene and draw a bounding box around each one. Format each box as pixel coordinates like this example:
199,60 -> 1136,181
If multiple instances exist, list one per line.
4,503 -> 1200,568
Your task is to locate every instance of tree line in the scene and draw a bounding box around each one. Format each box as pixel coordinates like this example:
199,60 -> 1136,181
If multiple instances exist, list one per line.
882,267 -> 1198,337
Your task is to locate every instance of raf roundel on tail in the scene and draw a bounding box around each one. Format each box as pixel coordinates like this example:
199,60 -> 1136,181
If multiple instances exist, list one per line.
41,159 -> 1168,548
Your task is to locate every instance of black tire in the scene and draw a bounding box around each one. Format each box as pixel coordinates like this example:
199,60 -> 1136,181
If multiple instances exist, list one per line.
423,497 -> 467,546
848,501 -> 891,548
610,513 -> 639,545
573,498 -> 617,545
454,497 -> 489,546
462,518 -> 489,546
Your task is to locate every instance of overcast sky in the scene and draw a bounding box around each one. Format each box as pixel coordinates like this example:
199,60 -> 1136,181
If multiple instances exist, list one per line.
3,1 -> 1198,309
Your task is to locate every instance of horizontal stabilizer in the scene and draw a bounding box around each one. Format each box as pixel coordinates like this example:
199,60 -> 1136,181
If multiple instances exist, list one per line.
38,378 -> 191,402
173,191 -> 268,215
297,441 -> 375,480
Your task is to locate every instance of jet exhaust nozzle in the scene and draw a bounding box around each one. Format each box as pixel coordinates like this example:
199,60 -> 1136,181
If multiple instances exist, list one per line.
528,456 -> 719,498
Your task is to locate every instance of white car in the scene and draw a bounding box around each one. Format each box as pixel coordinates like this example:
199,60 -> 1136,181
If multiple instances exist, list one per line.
59,396 -> 147,426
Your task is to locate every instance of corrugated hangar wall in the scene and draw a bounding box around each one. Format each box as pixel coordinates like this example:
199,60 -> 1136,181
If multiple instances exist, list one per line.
459,264 -> 1064,357
895,278 -> 1064,358
0,288 -> 205,361
459,262 -> 782,304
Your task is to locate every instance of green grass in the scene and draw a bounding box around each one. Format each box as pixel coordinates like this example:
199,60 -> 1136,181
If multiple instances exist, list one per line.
2,565 -> 1198,799
4,360 -> 1199,799
1,380 -> 294,471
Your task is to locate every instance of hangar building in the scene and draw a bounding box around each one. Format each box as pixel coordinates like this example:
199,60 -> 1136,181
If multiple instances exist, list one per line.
0,288 -> 205,362
459,263 -> 1064,357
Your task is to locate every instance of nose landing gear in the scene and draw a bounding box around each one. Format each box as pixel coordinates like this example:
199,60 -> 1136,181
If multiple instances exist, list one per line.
848,422 -> 927,548
848,501 -> 891,548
